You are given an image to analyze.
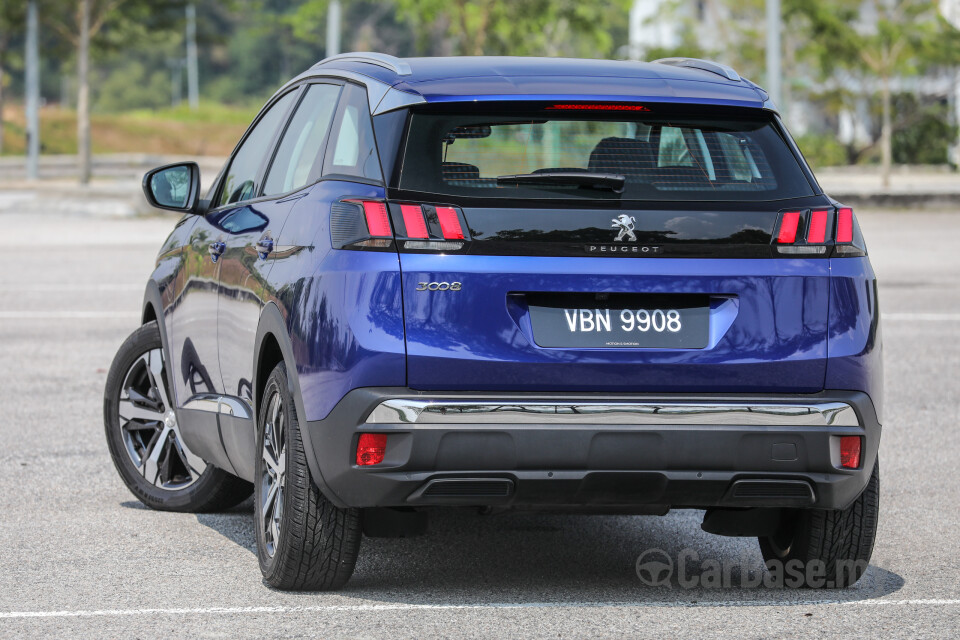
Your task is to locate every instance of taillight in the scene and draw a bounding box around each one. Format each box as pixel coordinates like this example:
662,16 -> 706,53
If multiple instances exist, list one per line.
356,433 -> 387,466
776,211 -> 801,244
836,207 -> 854,243
362,201 -> 392,237
773,206 -> 864,257
330,199 -> 395,250
331,200 -> 469,251
392,203 -> 469,251
435,206 -> 465,240
834,206 -> 866,256
400,204 -> 429,239
807,209 -> 829,243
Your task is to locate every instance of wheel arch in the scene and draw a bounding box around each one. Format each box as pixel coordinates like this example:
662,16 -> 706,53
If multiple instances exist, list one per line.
254,302 -> 344,507
141,280 -> 175,401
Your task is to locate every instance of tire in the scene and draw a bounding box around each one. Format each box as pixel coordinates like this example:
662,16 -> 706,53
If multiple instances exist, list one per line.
759,461 -> 879,588
103,321 -> 252,512
254,362 -> 362,591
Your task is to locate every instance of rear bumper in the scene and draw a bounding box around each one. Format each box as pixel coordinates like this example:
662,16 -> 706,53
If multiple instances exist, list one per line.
304,388 -> 881,513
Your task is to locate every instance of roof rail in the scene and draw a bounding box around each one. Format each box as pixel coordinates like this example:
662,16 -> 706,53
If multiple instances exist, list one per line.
314,52 -> 412,76
652,57 -> 741,82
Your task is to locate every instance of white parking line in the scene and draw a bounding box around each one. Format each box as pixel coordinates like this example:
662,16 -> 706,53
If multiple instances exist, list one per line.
0,284 -> 143,292
882,313 -> 960,321
1,599 -> 958,619
0,311 -> 139,319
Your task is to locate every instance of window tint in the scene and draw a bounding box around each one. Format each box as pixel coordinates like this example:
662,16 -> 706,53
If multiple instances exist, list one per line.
217,90 -> 297,207
263,83 -> 341,196
322,84 -> 382,181
400,107 -> 815,202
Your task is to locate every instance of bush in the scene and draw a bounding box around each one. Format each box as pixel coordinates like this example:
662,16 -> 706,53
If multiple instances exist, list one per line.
795,133 -> 849,169
892,95 -> 957,166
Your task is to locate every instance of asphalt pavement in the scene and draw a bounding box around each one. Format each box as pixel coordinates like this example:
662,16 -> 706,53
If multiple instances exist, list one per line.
0,206 -> 957,639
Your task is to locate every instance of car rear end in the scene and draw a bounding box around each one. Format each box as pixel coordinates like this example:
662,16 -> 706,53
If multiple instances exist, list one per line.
309,95 -> 881,519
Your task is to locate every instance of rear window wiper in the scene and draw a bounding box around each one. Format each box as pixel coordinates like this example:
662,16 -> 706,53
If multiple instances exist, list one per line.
495,171 -> 625,193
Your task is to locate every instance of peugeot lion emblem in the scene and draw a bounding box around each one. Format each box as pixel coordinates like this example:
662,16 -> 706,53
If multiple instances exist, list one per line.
612,214 -> 637,242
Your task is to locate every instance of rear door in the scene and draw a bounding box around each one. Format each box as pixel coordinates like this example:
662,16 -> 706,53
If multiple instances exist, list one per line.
214,83 -> 342,479
388,103 -> 831,394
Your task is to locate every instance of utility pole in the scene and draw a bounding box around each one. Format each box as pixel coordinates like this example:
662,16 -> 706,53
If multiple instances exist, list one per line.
765,0 -> 783,110
186,4 -> 199,110
326,0 -> 341,58
25,0 -> 40,180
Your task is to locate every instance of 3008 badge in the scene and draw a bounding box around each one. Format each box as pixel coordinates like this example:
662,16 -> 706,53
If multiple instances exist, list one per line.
416,282 -> 462,291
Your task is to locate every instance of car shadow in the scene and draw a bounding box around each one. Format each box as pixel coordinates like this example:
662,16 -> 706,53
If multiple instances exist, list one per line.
192,506 -> 905,605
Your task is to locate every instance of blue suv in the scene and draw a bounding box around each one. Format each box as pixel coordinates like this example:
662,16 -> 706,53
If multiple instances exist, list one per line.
104,54 -> 881,590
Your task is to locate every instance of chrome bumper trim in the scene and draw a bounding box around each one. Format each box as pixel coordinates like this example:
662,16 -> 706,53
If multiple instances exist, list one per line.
365,400 -> 860,427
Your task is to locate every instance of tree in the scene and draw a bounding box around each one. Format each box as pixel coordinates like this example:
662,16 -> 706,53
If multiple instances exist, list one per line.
41,0 -> 184,183
289,0 -> 630,59
392,0 -> 631,58
788,0 -> 960,186
0,1 -> 26,156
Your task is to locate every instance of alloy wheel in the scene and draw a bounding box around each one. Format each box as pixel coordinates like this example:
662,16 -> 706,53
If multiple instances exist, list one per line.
259,389 -> 287,557
117,348 -> 205,490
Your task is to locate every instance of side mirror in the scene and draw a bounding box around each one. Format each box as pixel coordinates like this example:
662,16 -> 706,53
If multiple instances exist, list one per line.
143,162 -> 202,214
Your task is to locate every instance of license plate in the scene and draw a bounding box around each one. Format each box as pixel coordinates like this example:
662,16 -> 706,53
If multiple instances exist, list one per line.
527,294 -> 710,349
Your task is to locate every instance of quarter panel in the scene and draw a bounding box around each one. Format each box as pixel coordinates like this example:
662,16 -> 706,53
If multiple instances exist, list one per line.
265,180 -> 407,423
825,257 -> 883,423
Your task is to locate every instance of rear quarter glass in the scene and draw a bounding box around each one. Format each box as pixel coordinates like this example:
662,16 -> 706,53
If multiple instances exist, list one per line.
396,102 -> 816,203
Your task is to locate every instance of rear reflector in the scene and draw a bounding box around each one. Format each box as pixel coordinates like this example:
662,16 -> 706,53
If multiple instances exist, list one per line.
400,204 -> 429,238
356,433 -> 387,466
362,201 -> 392,237
839,436 -> 861,469
836,207 -> 854,243
777,211 -> 801,244
435,206 -> 465,240
808,209 -> 829,243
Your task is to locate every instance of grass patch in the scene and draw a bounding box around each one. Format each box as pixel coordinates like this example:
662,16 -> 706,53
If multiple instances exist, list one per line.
2,103 -> 257,157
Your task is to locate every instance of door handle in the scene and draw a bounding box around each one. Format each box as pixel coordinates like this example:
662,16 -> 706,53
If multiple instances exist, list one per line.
208,241 -> 226,262
256,237 -> 274,260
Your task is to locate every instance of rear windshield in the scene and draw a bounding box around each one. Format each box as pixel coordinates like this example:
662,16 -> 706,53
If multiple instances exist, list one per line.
397,104 -> 816,202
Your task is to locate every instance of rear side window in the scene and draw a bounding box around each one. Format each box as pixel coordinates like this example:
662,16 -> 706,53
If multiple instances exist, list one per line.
322,83 -> 383,182
217,90 -> 297,207
399,104 -> 815,202
263,83 -> 341,196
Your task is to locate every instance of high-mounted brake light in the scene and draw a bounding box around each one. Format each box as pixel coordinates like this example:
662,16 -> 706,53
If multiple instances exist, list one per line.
400,204 -> 429,239
362,201 -> 392,237
777,211 -> 801,244
836,207 -> 854,244
545,103 -> 651,112
435,206 -> 465,240
356,433 -> 387,466
808,209 -> 829,243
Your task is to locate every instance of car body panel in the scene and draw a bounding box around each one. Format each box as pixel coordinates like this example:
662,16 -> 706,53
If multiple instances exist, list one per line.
399,253 -> 829,393
265,180 -> 407,424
